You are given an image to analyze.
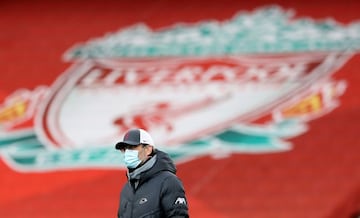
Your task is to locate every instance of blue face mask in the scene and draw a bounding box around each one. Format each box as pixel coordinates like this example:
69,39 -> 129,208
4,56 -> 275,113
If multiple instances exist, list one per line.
124,149 -> 141,169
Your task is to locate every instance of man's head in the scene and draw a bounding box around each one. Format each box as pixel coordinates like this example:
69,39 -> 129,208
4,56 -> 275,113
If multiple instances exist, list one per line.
115,129 -> 155,168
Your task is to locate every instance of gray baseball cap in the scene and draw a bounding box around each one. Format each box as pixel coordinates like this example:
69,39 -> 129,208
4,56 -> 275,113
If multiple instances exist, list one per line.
115,128 -> 155,150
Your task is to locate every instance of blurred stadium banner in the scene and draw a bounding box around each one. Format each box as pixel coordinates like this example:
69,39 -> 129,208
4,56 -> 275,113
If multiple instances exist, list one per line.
0,1 -> 360,217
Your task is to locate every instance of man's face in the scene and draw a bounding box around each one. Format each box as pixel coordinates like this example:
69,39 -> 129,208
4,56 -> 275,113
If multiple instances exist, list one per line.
121,144 -> 153,163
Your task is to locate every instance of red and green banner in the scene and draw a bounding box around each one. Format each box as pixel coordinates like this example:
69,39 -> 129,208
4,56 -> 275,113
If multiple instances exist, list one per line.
1,1 -> 360,217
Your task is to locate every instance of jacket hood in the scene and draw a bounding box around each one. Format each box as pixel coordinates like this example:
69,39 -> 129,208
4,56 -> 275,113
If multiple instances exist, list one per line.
138,149 -> 177,184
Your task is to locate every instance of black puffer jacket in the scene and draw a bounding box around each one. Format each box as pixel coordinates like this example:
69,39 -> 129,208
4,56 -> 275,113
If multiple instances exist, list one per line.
117,150 -> 189,218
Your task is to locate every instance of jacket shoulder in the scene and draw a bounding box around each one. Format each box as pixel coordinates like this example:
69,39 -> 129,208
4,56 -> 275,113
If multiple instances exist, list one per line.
158,172 -> 188,217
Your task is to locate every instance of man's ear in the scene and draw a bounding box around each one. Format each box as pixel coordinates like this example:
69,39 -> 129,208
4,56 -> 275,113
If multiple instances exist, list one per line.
145,145 -> 154,156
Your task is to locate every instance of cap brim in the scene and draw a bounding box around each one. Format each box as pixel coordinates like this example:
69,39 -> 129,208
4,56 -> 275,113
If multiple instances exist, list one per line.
115,140 -> 139,150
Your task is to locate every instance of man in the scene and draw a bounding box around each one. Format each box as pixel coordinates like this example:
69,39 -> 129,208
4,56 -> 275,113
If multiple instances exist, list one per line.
115,128 -> 189,218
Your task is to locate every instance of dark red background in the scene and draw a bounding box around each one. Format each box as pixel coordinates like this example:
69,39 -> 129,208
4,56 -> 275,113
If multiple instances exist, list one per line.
1,0 -> 360,217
